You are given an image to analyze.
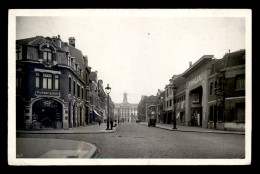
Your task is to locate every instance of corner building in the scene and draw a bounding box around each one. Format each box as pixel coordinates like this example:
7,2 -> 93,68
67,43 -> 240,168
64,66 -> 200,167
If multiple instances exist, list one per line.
16,35 -> 90,130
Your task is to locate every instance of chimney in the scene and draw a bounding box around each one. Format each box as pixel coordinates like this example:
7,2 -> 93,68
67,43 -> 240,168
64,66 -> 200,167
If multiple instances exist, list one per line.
69,37 -> 75,47
189,61 -> 192,67
52,35 -> 61,48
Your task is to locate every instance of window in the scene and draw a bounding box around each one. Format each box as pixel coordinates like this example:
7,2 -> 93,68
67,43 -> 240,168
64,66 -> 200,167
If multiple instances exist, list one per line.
69,77 -> 71,92
217,106 -> 223,121
43,73 -> 52,89
73,81 -> 76,96
16,77 -> 22,89
215,81 -> 218,88
81,88 -> 84,99
79,69 -> 82,77
54,74 -> 59,90
16,46 -> 22,60
209,106 -> 213,121
236,75 -> 245,90
36,72 -> 40,88
68,56 -> 71,66
170,99 -> 172,107
77,84 -> 80,98
210,82 -> 213,95
75,64 -> 78,72
43,48 -> 52,62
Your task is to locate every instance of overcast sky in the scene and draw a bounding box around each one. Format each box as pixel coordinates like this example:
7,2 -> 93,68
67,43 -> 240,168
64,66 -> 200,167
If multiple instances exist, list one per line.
15,10 -> 246,104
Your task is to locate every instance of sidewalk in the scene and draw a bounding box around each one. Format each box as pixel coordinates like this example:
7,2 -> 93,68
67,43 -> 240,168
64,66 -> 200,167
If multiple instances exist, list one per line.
17,122 -> 120,134
16,138 -> 97,158
139,122 -> 245,135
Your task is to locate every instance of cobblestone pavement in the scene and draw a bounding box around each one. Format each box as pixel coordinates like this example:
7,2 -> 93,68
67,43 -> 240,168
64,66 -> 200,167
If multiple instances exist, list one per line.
17,122 -> 245,159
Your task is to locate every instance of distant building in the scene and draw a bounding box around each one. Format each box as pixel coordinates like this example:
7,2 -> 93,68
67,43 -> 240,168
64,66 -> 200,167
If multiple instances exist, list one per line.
114,92 -> 138,122
137,95 -> 157,122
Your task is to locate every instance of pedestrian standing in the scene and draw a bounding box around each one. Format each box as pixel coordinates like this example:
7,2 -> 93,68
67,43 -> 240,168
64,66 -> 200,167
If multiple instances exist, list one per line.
98,119 -> 101,126
110,120 -> 113,130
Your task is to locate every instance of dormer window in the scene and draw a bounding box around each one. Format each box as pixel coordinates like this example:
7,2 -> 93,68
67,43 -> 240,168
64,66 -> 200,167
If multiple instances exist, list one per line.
79,68 -> 82,77
43,48 -> 52,62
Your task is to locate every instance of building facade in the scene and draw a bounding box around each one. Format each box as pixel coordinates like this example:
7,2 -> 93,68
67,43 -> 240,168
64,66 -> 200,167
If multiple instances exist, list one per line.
182,55 -> 214,128
89,71 -> 106,123
114,93 -> 138,122
208,49 -> 245,131
137,95 -> 157,122
16,35 -> 90,130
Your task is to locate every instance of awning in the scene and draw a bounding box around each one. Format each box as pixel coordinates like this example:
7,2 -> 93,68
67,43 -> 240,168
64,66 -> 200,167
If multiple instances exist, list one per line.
94,110 -> 101,117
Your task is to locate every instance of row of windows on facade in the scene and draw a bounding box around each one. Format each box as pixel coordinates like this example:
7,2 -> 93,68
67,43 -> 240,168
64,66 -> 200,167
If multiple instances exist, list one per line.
16,47 -> 84,79
165,95 -> 186,108
68,77 -> 84,100
89,96 -> 105,109
209,75 -> 245,96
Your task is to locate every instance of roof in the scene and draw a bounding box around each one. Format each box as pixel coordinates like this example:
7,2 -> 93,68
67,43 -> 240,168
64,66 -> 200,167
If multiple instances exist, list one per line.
16,36 -> 45,46
182,55 -> 214,78
211,49 -> 245,74
17,36 -> 86,70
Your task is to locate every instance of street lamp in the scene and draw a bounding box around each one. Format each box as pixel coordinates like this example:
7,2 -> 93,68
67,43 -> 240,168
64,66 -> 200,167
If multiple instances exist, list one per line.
105,84 -> 111,130
171,84 -> 178,129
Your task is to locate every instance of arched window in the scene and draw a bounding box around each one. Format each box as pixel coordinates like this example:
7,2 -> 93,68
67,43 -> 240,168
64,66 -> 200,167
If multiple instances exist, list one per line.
43,48 -> 52,62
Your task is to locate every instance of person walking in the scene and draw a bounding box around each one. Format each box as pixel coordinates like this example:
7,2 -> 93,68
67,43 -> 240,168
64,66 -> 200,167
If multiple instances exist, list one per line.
98,119 -> 101,126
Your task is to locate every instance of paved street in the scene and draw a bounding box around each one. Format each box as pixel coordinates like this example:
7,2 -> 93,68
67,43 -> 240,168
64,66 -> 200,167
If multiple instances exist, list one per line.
17,122 -> 245,159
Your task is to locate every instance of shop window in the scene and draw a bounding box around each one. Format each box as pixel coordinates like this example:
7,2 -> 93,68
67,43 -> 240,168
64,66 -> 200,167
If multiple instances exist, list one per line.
217,106 -> 223,121
43,48 -> 52,62
209,106 -> 213,121
43,73 -> 52,89
235,103 -> 245,122
36,72 -> 40,88
54,74 -> 59,90
236,75 -> 245,90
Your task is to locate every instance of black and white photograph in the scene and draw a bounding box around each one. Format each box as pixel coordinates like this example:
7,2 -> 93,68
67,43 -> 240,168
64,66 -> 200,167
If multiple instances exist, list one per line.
8,9 -> 252,165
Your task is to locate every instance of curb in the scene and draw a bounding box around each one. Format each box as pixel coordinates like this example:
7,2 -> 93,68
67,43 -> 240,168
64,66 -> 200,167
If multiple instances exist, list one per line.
16,123 -> 120,134
139,123 -> 245,135
82,141 -> 97,158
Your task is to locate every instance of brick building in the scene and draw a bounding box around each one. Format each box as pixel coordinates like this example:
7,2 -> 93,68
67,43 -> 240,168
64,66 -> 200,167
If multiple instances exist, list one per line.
16,35 -> 90,130
208,49 -> 245,131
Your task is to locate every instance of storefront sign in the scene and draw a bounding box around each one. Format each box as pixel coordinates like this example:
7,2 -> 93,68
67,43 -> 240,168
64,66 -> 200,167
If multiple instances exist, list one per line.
36,90 -> 60,96
188,72 -> 206,88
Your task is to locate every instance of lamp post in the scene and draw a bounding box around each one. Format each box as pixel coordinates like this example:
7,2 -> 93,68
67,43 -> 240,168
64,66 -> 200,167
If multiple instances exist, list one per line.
172,84 -> 178,129
105,84 -> 111,130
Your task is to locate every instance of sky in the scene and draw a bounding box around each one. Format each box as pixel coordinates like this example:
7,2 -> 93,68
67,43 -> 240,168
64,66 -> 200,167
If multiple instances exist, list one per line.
15,10 -> 246,104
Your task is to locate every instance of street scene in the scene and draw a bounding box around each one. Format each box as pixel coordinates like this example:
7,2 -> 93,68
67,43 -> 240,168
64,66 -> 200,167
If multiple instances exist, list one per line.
17,122 -> 244,159
10,9 -> 251,165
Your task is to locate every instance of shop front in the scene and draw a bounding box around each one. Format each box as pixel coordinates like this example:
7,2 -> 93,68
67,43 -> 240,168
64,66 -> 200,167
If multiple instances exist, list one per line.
32,98 -> 63,129
183,56 -> 213,128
